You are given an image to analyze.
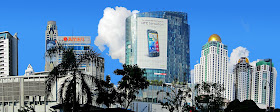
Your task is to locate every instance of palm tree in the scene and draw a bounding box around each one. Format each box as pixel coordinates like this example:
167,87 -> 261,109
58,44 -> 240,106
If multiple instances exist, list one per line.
45,45 -> 101,112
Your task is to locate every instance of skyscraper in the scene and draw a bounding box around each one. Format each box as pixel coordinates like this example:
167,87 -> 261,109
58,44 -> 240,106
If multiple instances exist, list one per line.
125,11 -> 190,83
0,31 -> 18,77
233,57 -> 253,102
194,34 -> 234,101
45,21 -> 58,71
251,59 -> 277,108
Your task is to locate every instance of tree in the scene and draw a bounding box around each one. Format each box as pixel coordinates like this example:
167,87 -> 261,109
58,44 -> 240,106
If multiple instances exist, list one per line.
194,82 -> 225,112
225,100 -> 261,112
157,81 -> 193,112
45,45 -> 101,112
114,64 -> 150,109
95,75 -> 119,108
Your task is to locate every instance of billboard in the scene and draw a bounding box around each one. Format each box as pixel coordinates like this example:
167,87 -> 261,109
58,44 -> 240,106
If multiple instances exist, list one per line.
46,39 -> 57,50
57,36 -> 91,44
136,17 -> 168,69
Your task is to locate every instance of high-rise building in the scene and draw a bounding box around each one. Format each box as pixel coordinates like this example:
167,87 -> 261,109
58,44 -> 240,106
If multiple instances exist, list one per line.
0,31 -> 18,77
45,21 -> 58,71
125,11 -> 190,83
233,57 -> 253,102
251,59 -> 277,108
194,34 -> 234,101
44,21 -> 104,80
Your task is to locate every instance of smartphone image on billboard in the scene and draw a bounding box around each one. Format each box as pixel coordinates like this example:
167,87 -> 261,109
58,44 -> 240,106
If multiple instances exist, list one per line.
147,29 -> 159,57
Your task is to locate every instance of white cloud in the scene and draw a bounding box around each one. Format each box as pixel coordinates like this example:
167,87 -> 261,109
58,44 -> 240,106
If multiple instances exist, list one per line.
228,46 -> 250,73
94,7 -> 139,64
250,59 -> 261,67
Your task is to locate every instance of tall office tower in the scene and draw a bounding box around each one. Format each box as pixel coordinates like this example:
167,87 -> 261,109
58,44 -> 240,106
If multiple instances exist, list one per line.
251,59 -> 277,108
233,57 -> 253,102
125,11 -> 190,83
194,34 -> 233,101
0,31 -> 18,77
45,21 -> 58,71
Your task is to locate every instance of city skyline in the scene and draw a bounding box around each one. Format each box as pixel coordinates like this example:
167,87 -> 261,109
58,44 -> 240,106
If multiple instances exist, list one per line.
0,0 -> 279,108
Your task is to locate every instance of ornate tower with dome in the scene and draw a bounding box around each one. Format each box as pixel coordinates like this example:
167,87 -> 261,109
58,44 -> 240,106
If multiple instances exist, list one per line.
233,57 -> 253,102
194,34 -> 234,101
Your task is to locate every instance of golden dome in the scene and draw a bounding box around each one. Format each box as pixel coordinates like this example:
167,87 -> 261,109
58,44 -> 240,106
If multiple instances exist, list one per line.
238,58 -> 249,63
208,34 -> 222,42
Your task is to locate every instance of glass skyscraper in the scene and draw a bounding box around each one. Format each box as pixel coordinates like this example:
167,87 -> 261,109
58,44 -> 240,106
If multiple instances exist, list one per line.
125,11 -> 190,83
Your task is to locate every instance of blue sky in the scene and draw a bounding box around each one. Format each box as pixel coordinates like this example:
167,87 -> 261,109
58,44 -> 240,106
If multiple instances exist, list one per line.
1,0 -> 280,108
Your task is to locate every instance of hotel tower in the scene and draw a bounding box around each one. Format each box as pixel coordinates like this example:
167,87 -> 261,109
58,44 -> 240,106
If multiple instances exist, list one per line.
233,57 -> 253,102
194,34 -> 234,101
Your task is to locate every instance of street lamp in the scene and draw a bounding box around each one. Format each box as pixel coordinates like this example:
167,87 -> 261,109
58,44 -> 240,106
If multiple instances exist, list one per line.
264,59 -> 273,112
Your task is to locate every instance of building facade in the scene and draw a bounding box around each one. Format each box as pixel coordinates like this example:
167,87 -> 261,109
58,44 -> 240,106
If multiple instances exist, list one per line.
125,11 -> 190,83
233,57 -> 253,102
251,59 -> 277,108
45,21 -> 58,71
0,63 -> 104,112
0,31 -> 18,77
0,65 -> 55,112
44,21 -> 104,80
194,34 -> 234,101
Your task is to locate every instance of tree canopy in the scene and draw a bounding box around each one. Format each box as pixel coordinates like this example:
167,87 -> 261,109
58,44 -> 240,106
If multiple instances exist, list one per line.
114,64 -> 150,109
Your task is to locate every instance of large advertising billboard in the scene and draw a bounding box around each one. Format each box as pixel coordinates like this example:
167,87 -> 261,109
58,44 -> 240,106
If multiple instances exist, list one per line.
136,17 -> 168,69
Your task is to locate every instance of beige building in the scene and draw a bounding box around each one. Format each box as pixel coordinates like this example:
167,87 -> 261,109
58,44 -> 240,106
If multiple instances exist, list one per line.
0,63 -> 104,112
0,65 -> 56,112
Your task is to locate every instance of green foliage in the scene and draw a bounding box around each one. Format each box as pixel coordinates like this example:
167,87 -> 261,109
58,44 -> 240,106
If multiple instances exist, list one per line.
18,105 -> 35,112
114,64 -> 150,109
225,99 -> 262,112
95,75 -> 119,108
149,80 -> 163,86
45,45 -> 101,112
157,83 -> 192,112
194,82 -> 225,112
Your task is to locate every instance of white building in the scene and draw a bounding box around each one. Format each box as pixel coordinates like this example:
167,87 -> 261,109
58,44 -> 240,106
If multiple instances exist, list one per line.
251,59 -> 277,108
0,31 -> 18,77
194,34 -> 234,101
233,57 -> 253,102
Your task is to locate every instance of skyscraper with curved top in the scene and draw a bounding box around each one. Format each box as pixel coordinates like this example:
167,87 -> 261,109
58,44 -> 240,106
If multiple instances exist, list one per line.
125,11 -> 190,83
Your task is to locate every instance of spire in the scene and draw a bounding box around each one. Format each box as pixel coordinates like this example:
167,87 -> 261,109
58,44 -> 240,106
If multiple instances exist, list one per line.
25,64 -> 34,76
